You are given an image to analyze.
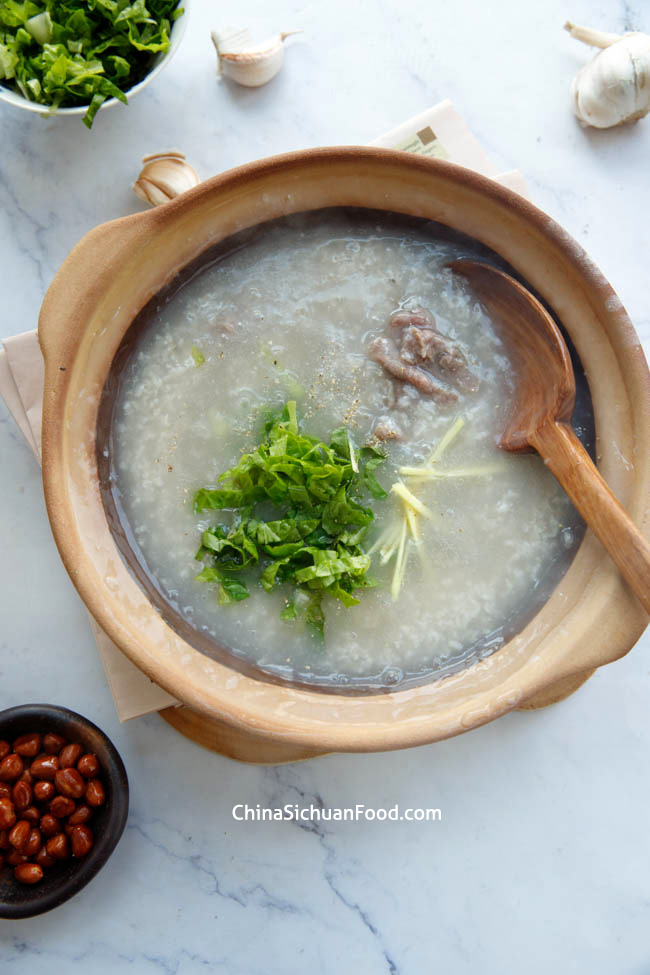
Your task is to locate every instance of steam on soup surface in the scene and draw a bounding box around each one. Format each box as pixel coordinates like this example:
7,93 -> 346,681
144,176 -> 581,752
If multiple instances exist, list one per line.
107,210 -> 585,689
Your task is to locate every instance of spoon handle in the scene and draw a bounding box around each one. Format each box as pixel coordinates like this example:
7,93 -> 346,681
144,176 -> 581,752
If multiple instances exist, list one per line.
531,420 -> 650,615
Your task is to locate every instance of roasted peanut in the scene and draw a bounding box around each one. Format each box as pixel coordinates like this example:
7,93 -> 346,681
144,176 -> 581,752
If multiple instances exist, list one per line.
0,754 -> 24,782
42,733 -> 66,755
12,779 -> 32,812
14,862 -> 43,884
8,819 -> 30,851
40,814 -> 61,838
0,729 -> 106,885
46,832 -> 69,861
85,779 -> 105,807
0,798 -> 16,830
68,804 -> 92,827
13,734 -> 41,758
34,846 -> 56,869
30,754 -> 59,780
22,806 -> 40,825
33,780 -> 55,802
59,743 -> 83,769
50,795 -> 75,818
77,754 -> 100,778
70,825 -> 93,858
23,828 -> 41,857
55,767 -> 85,800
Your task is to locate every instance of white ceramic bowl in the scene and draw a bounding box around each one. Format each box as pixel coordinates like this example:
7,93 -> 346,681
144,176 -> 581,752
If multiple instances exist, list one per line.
0,0 -> 189,122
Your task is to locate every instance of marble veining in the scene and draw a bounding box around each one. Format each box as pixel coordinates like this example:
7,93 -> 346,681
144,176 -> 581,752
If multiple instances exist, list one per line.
1,0 -> 650,972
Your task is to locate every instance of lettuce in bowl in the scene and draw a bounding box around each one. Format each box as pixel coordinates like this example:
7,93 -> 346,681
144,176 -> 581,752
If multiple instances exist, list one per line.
0,0 -> 184,128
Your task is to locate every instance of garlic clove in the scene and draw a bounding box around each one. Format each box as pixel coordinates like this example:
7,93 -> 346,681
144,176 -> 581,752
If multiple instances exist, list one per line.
211,26 -> 253,69
211,27 -> 301,87
564,21 -> 650,128
133,151 -> 200,207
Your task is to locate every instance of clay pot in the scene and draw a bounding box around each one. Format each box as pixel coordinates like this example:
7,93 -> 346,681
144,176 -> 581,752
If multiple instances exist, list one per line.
39,148 -> 650,760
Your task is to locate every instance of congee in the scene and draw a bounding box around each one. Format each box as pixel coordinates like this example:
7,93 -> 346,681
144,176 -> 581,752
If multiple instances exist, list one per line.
105,210 -> 586,689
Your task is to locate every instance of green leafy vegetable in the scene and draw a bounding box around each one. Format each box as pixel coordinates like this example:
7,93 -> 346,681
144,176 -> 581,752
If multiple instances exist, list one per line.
359,445 -> 389,499
191,345 -> 205,367
195,566 -> 250,606
0,0 -> 183,128
194,402 -> 387,635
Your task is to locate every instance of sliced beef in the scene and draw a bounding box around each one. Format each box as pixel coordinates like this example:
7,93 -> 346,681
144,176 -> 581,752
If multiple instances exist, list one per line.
399,325 -> 445,365
389,307 -> 436,330
400,325 -> 478,392
371,305 -> 478,396
368,337 -> 459,404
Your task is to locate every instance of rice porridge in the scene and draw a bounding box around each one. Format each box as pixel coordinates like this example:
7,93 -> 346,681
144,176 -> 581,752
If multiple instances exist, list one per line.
104,210 -> 586,689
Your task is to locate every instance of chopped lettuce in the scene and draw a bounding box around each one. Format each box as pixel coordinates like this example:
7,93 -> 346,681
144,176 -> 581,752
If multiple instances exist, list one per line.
191,345 -> 205,367
0,0 -> 184,127
193,402 -> 387,635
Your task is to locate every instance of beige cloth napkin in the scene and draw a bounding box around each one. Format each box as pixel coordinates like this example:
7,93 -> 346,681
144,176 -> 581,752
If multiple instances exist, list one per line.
0,99 -> 529,721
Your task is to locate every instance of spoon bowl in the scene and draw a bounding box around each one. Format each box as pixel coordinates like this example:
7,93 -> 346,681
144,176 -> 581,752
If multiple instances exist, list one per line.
449,260 -> 576,450
450,258 -> 650,614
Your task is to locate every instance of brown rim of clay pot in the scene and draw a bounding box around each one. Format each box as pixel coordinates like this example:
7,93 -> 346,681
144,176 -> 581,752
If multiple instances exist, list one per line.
39,147 -> 650,752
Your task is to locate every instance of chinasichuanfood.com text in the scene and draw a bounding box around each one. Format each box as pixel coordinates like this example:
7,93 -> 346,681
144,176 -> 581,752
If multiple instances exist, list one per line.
232,804 -> 442,822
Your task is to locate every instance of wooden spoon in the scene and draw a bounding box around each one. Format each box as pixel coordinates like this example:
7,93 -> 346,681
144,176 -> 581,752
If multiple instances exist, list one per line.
449,258 -> 650,614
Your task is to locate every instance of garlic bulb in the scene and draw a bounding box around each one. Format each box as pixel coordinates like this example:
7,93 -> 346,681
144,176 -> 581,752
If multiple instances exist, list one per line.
133,151 -> 200,208
210,27 -> 300,87
565,20 -> 650,128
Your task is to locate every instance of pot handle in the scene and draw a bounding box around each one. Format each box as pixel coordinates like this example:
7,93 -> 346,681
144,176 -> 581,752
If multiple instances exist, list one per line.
38,208 -> 159,369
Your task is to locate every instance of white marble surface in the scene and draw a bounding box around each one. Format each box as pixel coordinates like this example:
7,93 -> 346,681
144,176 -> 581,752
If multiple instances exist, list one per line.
1,0 -> 650,971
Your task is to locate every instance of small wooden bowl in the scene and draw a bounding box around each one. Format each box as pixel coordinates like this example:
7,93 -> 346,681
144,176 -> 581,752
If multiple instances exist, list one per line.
38,148 -> 650,756
0,704 -> 128,919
